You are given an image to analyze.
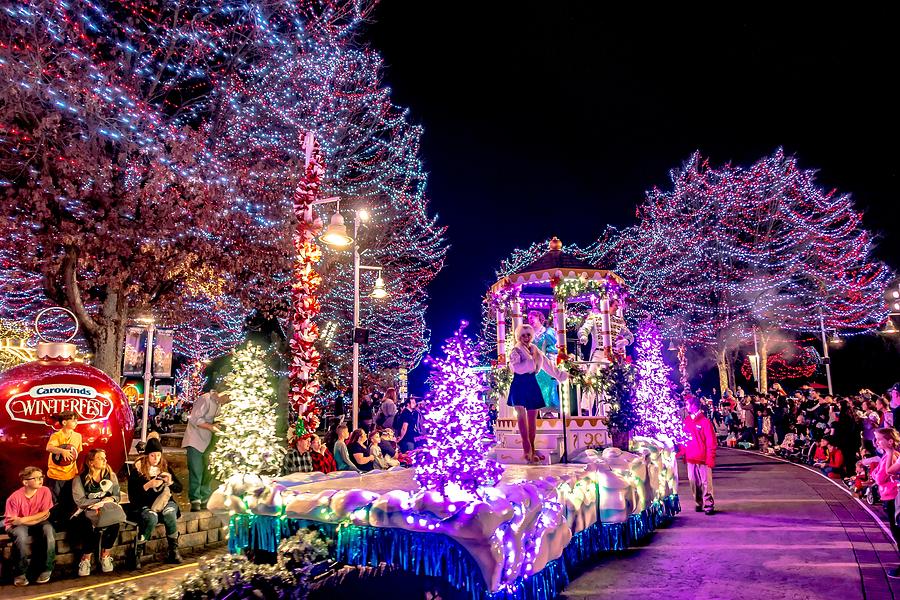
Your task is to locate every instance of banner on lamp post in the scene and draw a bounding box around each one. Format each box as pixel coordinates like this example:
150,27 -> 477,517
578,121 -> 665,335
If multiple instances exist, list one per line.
152,329 -> 174,377
123,328 -> 147,376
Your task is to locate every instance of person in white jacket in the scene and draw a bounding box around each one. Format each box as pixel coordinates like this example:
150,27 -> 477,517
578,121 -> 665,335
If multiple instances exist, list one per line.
507,324 -> 568,463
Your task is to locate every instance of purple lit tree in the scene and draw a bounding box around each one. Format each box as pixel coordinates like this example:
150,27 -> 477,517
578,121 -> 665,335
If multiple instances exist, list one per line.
633,320 -> 688,445
415,322 -> 504,499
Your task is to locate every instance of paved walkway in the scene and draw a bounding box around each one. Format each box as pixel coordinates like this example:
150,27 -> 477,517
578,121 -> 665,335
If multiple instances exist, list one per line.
564,448 -> 900,600
5,546 -> 227,600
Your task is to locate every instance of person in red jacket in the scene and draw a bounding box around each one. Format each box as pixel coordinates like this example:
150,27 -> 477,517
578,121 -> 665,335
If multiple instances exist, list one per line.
822,437 -> 844,480
682,395 -> 717,515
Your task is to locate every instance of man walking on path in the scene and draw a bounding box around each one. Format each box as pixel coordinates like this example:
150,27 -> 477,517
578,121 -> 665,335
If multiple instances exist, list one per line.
682,395 -> 717,515
182,388 -> 229,511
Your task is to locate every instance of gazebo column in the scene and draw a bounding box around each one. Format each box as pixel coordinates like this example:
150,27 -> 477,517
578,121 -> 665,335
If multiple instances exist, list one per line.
600,297 -> 612,355
511,297 -> 523,332
496,308 -> 507,366
552,299 -> 566,358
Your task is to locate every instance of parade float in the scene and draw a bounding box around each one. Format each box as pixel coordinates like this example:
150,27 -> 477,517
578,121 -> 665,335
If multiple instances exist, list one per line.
487,238 -> 634,464
210,232 -> 681,599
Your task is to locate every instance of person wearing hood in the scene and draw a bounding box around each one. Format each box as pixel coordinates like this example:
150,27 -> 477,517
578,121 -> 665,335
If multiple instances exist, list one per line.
681,395 -> 717,515
127,436 -> 183,566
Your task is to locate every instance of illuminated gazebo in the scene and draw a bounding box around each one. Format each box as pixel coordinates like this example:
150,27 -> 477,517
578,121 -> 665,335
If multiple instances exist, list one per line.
487,237 -> 630,463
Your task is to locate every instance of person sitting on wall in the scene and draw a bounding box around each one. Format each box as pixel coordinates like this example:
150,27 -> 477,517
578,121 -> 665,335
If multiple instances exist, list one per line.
347,428 -> 377,472
71,449 -> 126,576
333,424 -> 360,472
282,433 -> 315,475
127,436 -> 183,566
45,410 -> 83,527
369,429 -> 400,469
4,466 -> 55,586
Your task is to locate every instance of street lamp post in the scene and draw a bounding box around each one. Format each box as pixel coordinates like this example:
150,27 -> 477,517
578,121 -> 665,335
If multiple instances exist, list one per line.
316,200 -> 386,431
134,312 -> 156,444
818,306 -> 833,396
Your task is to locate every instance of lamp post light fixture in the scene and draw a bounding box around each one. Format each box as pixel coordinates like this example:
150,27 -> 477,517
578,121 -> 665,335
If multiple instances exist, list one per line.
314,199 -> 388,430
883,283 -> 900,335
133,308 -> 156,444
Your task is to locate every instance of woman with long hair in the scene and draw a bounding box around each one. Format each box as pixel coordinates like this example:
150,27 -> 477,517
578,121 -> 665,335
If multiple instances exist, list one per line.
347,428 -> 376,472
127,436 -> 183,566
70,449 -> 124,576
507,324 -> 568,463
863,427 -> 900,577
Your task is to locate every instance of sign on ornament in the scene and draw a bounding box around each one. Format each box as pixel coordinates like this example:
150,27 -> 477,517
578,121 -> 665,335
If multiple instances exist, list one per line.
6,383 -> 115,425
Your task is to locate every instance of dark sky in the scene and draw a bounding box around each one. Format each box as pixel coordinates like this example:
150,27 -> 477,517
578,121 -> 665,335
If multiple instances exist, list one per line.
367,5 -> 900,394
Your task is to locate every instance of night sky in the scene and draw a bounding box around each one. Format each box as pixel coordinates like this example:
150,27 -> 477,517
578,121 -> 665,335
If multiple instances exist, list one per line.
366,5 -> 899,394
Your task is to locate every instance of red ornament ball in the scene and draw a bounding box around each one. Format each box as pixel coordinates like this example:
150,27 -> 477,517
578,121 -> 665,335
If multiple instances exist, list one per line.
0,344 -> 134,501
51,443 -> 78,466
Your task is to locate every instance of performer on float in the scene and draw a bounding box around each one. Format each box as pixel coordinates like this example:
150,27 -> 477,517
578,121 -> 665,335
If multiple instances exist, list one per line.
507,324 -> 568,463
578,297 -> 634,415
527,310 -> 560,417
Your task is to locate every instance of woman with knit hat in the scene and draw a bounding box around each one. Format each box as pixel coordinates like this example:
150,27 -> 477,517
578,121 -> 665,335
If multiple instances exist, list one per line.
127,435 -> 183,566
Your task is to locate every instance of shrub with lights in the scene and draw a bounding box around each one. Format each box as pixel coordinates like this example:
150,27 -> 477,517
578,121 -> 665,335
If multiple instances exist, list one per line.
415,322 -> 503,499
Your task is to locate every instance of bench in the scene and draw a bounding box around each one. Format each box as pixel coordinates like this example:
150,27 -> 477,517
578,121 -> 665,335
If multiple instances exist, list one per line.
0,508 -> 227,583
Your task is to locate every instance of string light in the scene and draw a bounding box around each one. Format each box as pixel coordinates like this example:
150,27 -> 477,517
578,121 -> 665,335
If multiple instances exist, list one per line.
631,320 -> 687,446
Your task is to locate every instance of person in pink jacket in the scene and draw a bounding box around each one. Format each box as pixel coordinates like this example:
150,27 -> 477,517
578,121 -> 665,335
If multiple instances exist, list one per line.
682,395 -> 717,515
862,427 -> 900,578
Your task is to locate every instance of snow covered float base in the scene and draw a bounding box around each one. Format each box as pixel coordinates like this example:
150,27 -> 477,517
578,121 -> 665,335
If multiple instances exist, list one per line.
212,439 -> 679,600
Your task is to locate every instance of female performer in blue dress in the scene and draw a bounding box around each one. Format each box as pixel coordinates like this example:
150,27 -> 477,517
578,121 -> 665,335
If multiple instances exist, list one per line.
508,324 -> 568,463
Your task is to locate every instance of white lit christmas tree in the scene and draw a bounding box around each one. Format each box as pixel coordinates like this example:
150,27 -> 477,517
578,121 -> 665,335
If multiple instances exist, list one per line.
633,320 -> 688,446
415,321 -> 503,499
209,343 -> 284,480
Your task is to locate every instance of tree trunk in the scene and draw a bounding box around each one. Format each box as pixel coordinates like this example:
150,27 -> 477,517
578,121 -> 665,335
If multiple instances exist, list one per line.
715,346 -> 729,394
84,291 -> 127,382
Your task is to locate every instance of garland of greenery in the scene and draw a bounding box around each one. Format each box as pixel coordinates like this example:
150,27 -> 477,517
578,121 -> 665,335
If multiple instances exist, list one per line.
559,359 -> 637,431
488,364 -> 513,402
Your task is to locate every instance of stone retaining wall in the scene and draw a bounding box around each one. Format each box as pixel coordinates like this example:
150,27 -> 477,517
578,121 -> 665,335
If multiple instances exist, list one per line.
0,509 -> 226,581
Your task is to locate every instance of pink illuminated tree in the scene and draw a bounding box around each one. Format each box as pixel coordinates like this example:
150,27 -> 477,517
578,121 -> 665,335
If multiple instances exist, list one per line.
632,320 -> 687,445
600,150 -> 892,392
415,322 -> 503,499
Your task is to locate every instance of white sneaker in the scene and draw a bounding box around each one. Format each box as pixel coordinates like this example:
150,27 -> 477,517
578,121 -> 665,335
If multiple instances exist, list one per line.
100,554 -> 114,573
78,558 -> 91,577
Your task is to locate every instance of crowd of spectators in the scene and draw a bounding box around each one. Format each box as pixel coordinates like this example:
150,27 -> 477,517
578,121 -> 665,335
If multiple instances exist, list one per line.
703,383 -> 900,499
282,386 -> 420,477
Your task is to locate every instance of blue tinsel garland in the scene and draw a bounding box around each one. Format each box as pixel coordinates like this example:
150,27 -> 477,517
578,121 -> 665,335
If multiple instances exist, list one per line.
228,493 -> 680,599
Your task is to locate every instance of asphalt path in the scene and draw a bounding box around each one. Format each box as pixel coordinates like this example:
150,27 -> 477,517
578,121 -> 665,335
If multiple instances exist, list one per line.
564,448 -> 900,600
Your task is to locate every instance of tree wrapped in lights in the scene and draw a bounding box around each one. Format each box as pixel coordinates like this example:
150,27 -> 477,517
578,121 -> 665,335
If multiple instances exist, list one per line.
209,343 -> 284,480
632,321 -> 687,445
0,0 -> 446,385
175,360 -> 207,407
0,0 -> 289,379
288,133 -> 324,426
415,322 -> 503,499
599,150 -> 892,392
212,1 -> 447,383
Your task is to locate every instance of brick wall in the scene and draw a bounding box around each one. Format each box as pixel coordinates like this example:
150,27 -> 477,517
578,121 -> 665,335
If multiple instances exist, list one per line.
1,509 -> 227,581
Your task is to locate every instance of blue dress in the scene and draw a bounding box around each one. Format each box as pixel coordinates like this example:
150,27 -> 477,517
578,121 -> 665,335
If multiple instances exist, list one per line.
507,371 -> 545,410
533,328 -> 560,409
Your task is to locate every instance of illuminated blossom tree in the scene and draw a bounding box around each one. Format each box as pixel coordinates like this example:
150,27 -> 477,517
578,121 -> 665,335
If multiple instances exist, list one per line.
632,321 -> 687,445
0,0 -> 446,385
600,150 -> 892,392
0,1 -> 288,379
209,343 -> 284,480
415,322 -> 503,499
